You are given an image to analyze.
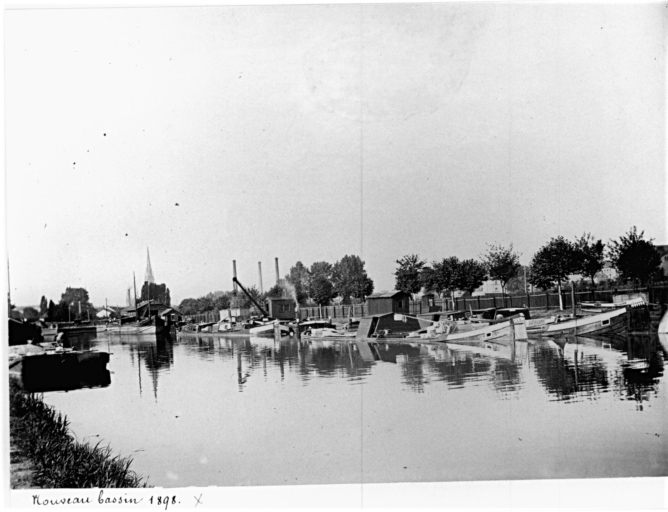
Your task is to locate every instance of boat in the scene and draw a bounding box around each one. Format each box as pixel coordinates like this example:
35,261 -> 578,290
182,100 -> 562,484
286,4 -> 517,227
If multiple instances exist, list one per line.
304,327 -> 356,339
248,322 -> 291,337
106,299 -> 170,336
526,307 -> 628,337
9,344 -> 111,393
351,312 -> 528,343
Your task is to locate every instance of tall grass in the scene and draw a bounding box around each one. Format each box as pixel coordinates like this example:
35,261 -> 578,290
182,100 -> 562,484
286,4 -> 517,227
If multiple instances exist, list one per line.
9,378 -> 148,488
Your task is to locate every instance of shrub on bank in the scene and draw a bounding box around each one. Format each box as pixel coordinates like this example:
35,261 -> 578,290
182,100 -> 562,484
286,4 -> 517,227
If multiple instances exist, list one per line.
9,378 -> 148,488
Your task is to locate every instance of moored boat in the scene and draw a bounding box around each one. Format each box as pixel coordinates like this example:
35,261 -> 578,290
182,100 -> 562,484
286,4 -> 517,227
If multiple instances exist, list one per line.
526,307 -> 628,337
9,345 -> 111,393
349,312 -> 528,343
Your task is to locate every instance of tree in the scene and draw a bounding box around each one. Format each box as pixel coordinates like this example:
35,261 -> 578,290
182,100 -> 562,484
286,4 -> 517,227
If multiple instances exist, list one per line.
309,273 -> 334,306
574,233 -> 605,288
331,255 -> 374,303
307,261 -> 334,305
506,265 -> 532,294
394,254 -> 426,301
178,298 -> 199,315
529,236 -> 580,309
233,285 -> 265,311
608,226 -> 662,288
422,257 -> 460,308
39,296 -> 48,316
60,287 -> 91,307
285,262 -> 309,304
140,282 -> 171,306
22,307 -> 40,321
481,244 -> 522,297
47,300 -> 57,321
455,259 -> 487,296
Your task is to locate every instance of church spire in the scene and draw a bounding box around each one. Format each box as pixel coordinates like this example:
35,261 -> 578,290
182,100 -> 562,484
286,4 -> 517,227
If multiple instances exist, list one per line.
145,247 -> 155,284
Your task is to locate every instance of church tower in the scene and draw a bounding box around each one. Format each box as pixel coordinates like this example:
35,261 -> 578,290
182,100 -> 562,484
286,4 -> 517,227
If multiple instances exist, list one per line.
145,247 -> 155,284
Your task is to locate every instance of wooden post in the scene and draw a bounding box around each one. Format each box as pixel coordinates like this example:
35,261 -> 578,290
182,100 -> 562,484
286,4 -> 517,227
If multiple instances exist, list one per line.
571,283 -> 576,318
545,292 -> 550,310
493,296 -> 496,308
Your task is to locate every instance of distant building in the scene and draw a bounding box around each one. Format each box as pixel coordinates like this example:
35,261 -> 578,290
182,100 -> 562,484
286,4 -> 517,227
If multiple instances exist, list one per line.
472,280 -> 504,296
656,245 -> 668,277
594,261 -> 619,284
96,306 -> 118,319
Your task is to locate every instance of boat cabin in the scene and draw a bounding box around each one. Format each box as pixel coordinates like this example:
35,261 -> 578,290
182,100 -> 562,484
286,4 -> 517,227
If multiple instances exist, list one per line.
468,308 -> 497,320
495,308 -> 531,320
419,310 -> 467,323
356,312 -> 432,339
367,291 -> 411,316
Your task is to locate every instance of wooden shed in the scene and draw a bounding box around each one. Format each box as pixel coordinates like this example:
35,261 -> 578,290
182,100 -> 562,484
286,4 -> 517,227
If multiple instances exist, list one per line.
366,291 -> 410,316
267,298 -> 296,320
421,293 -> 441,313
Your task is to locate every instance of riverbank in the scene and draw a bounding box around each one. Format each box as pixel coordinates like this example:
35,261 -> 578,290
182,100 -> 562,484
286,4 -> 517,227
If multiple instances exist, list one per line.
9,376 -> 148,488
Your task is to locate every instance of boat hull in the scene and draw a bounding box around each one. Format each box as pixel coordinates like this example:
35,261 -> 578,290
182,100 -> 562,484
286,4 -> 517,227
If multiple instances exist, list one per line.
528,308 -> 628,337
106,324 -> 169,335
17,351 -> 111,392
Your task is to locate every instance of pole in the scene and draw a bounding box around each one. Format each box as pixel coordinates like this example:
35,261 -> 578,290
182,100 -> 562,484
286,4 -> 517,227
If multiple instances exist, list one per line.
133,272 -> 138,318
233,260 -> 238,295
571,282 -> 576,318
275,258 -> 280,286
258,261 -> 263,294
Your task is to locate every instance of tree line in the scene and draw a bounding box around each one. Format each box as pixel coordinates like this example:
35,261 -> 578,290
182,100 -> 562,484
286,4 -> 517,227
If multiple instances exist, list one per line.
178,254 -> 374,315
21,282 -> 172,322
393,227 -> 664,306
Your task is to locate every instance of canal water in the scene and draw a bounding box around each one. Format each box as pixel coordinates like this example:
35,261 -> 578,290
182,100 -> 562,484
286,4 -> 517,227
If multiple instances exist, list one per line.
41,332 -> 667,488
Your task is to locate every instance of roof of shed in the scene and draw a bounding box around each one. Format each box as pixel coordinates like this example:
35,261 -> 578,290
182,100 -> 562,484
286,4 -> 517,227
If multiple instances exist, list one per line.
367,291 -> 408,299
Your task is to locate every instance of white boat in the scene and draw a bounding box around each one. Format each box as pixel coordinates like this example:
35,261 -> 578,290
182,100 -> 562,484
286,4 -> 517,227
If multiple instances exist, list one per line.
658,309 -> 668,334
304,328 -> 356,339
580,296 -> 647,312
380,314 -> 528,343
248,322 -> 291,337
526,308 -> 628,337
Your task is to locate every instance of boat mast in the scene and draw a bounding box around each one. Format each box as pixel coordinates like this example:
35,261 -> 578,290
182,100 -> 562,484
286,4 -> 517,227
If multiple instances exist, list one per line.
133,272 -> 138,320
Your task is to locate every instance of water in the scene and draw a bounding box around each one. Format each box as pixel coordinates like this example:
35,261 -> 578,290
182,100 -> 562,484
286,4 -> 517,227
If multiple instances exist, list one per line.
40,332 -> 667,487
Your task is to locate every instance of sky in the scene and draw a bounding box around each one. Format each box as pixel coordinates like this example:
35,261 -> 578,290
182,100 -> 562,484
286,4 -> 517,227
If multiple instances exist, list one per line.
4,2 -> 666,308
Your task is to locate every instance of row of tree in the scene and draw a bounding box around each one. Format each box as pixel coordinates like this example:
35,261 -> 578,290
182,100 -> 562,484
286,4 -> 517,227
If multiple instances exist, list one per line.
23,287 -> 97,322
178,254 -> 374,314
394,227 -> 664,302
23,281 -> 172,322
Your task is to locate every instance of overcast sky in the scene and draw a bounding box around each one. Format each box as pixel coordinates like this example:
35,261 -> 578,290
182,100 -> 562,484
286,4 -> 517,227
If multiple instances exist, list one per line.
5,3 -> 666,308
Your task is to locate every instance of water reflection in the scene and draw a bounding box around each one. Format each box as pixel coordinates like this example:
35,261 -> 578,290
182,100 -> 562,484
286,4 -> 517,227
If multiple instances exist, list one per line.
100,332 -> 667,406
41,330 -> 668,486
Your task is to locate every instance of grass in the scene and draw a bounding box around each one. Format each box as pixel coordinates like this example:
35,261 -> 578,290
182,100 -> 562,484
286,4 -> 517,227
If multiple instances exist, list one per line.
9,377 -> 148,488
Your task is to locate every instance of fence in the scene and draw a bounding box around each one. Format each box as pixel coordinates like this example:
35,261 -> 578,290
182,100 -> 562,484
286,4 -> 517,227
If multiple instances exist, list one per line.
185,286 -> 668,323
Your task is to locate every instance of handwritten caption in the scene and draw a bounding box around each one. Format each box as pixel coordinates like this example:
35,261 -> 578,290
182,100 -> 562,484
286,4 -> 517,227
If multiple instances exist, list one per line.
31,490 -> 203,508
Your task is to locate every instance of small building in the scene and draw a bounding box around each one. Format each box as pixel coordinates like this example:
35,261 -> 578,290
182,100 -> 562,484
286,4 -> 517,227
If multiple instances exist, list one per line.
366,291 -> 410,316
655,245 -> 668,277
159,307 -> 182,324
267,297 -> 295,320
96,306 -> 119,319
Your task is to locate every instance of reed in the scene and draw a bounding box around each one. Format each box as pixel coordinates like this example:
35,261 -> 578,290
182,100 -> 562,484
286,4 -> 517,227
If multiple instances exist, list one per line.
9,378 -> 148,488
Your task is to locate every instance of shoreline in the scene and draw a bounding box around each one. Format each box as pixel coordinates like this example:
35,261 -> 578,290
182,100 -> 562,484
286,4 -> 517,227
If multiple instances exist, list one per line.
8,376 -> 149,489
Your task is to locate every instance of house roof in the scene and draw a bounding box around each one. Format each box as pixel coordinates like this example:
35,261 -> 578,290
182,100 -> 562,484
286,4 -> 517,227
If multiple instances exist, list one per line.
159,307 -> 182,316
367,291 -> 409,299
267,297 -> 294,302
